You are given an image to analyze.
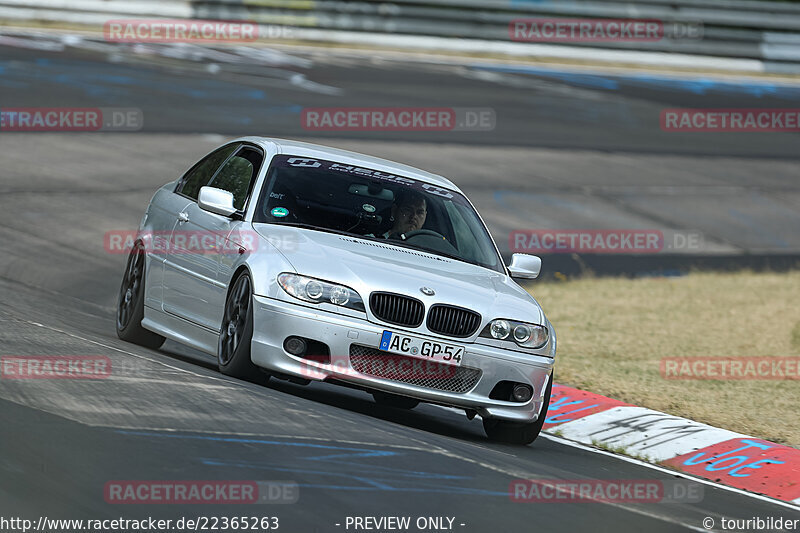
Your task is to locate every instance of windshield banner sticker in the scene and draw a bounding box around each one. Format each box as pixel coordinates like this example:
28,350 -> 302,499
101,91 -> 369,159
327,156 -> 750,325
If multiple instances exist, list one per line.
273,155 -> 463,204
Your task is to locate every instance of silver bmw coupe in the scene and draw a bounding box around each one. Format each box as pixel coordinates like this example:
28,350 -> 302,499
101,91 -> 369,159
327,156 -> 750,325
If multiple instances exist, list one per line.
116,137 -> 556,444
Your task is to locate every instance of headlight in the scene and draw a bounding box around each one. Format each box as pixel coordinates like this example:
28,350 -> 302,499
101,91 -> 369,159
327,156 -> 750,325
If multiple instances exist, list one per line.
513,324 -> 531,343
480,319 -> 548,349
277,273 -> 365,312
328,286 -> 350,306
305,280 -> 324,300
490,320 -> 511,340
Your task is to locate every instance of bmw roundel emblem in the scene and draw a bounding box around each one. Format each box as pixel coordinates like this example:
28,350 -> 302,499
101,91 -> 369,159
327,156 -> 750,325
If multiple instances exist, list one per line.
420,287 -> 435,296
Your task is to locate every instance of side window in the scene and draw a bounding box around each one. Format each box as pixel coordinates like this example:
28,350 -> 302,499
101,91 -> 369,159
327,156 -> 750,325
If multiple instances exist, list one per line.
176,144 -> 238,201
207,147 -> 264,211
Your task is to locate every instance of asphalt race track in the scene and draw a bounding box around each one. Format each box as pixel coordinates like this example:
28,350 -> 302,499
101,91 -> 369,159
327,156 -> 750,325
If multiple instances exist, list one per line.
1,32 -> 799,532
2,31 -> 799,269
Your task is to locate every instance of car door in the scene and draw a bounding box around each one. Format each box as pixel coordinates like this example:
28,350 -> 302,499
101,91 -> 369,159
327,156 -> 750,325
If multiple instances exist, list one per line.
142,188 -> 192,310
162,144 -> 263,332
145,145 -> 238,310
161,142 -> 238,324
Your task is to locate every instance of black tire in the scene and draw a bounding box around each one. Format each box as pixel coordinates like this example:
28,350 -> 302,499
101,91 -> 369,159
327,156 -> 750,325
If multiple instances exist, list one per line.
372,391 -> 420,410
116,242 -> 166,350
218,273 -> 263,382
483,375 -> 553,445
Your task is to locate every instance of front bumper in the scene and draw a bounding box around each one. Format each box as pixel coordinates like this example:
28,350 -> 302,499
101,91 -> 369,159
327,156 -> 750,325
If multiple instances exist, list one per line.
250,295 -> 554,423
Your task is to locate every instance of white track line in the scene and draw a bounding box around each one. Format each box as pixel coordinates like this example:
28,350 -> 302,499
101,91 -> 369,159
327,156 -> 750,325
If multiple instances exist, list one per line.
433,405 -> 797,512
431,405 -> 799,511
12,318 -> 799,515
18,319 -> 235,384
540,433 -> 800,512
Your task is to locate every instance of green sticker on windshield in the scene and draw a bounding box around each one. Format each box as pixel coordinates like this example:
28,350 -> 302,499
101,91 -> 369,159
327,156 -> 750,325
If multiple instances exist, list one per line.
271,207 -> 289,218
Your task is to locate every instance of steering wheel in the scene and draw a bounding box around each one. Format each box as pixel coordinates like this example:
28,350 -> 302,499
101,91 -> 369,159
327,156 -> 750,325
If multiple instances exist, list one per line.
400,229 -> 448,241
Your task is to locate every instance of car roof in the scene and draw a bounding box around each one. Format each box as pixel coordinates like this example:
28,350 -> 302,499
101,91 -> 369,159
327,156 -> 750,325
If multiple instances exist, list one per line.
236,137 -> 461,191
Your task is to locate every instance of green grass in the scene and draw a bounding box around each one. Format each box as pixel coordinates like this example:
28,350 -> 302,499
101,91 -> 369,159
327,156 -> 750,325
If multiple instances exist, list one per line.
528,270 -> 800,448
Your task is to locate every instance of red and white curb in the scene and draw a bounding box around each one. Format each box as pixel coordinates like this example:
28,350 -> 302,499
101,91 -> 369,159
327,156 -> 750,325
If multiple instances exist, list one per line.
544,384 -> 800,506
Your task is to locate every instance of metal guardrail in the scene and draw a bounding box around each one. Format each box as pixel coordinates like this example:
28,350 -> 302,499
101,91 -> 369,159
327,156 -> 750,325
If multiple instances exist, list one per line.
1,0 -> 799,69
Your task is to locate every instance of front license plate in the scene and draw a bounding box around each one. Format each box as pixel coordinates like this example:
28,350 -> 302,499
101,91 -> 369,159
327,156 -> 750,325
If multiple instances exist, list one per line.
378,330 -> 464,367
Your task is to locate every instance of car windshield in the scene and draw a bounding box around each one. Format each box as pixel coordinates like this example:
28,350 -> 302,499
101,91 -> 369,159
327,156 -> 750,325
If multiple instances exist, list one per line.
254,155 -> 504,272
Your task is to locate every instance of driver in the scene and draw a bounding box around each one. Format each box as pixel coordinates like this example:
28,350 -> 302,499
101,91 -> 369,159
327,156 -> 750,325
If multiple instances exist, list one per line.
384,190 -> 427,239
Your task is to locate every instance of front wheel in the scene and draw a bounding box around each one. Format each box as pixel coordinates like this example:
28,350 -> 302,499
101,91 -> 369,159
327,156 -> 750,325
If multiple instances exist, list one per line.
116,242 -> 166,350
483,376 -> 553,445
218,273 -> 263,383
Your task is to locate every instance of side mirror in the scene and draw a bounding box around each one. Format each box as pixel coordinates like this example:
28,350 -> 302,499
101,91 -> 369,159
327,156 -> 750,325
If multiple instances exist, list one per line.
508,253 -> 541,279
198,186 -> 237,217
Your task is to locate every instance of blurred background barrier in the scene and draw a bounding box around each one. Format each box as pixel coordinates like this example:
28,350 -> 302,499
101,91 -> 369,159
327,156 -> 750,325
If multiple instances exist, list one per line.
1,0 -> 799,71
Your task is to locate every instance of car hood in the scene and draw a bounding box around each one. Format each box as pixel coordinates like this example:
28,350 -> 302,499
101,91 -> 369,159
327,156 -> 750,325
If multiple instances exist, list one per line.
253,224 -> 544,325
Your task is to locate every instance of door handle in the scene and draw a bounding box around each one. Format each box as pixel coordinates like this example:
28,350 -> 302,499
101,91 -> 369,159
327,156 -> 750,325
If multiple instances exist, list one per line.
177,212 -> 189,224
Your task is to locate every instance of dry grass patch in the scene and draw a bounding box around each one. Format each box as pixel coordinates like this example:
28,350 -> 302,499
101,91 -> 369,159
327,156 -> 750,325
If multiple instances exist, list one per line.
527,270 -> 800,448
